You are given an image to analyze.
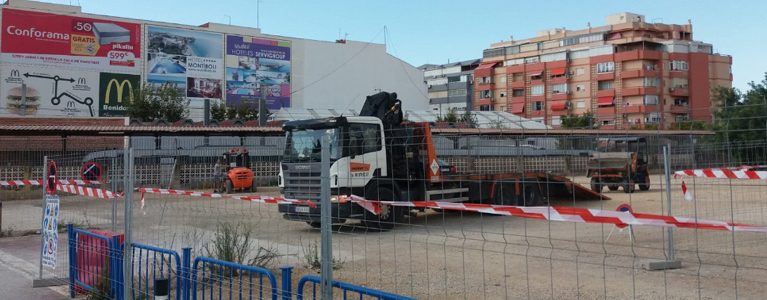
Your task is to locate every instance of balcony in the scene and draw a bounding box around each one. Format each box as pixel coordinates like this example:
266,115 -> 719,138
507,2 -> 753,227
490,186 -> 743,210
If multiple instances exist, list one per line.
510,96 -> 525,103
596,106 -> 615,116
476,82 -> 494,90
621,69 -> 658,79
596,72 -> 615,81
669,70 -> 689,78
528,110 -> 545,117
596,89 -> 615,98
622,86 -> 658,97
622,104 -> 658,114
548,76 -> 568,84
669,87 -> 689,97
474,98 -> 492,107
669,105 -> 689,114
550,92 -> 569,101
615,49 -> 662,61
509,81 -> 526,88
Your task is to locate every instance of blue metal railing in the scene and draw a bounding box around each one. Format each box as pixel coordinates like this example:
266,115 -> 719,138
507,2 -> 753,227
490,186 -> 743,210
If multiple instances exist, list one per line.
131,242 -> 185,300
191,256 -> 279,300
68,226 -> 413,300
67,224 -> 124,299
296,274 -> 415,300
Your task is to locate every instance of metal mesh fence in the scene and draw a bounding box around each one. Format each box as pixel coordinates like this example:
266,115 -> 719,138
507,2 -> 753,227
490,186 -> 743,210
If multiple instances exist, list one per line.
5,113 -> 767,299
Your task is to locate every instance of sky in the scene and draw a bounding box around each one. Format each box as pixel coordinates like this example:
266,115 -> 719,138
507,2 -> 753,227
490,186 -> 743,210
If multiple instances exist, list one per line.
36,0 -> 767,91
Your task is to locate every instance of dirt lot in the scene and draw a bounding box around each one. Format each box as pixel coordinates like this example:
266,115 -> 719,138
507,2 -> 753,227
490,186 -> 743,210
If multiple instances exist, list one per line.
3,175 -> 767,299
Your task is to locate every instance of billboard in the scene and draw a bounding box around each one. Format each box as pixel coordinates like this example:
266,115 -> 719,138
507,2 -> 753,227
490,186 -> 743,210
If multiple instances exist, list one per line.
99,73 -> 140,117
1,65 -> 98,117
1,8 -> 141,72
225,35 -> 291,109
0,8 -> 142,117
146,26 -> 224,102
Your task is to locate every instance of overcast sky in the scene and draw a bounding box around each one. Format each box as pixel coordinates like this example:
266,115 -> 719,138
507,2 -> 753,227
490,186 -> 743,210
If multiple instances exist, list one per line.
36,0 -> 767,91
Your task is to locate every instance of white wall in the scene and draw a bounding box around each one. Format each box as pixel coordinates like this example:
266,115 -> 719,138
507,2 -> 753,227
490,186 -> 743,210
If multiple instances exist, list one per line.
288,38 -> 428,112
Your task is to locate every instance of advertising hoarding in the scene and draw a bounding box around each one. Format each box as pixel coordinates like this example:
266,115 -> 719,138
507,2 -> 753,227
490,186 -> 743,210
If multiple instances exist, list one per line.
0,8 -> 142,117
146,26 -> 224,102
1,8 -> 141,72
225,35 -> 291,110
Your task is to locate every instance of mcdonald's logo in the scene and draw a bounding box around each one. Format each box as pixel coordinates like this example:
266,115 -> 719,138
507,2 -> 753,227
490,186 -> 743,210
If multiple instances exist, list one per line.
77,78 -> 87,85
104,79 -> 133,105
10,69 -> 20,77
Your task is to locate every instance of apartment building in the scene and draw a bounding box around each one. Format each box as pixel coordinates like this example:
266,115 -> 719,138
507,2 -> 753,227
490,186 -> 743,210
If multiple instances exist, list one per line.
420,59 -> 480,115
474,12 -> 732,129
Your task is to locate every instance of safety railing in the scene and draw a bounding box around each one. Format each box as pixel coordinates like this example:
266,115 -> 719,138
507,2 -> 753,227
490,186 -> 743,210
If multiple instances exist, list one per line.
296,274 -> 416,300
131,243 -> 188,300
191,256 -> 279,300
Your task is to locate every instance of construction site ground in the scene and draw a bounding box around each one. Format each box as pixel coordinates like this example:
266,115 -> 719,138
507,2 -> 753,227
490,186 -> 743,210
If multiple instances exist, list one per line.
2,174 -> 766,299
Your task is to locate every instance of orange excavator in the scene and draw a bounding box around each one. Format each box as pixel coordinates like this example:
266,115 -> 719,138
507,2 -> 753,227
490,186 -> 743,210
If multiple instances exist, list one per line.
216,148 -> 256,193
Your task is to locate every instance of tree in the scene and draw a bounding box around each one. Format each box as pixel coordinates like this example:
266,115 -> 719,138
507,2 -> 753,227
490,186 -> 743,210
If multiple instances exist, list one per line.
561,112 -> 597,129
459,110 -> 478,128
712,73 -> 767,163
210,102 -> 227,122
126,84 -> 189,122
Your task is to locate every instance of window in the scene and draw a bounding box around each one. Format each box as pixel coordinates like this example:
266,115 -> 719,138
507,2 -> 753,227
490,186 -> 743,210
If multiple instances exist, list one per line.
448,89 -> 467,97
645,64 -> 656,71
644,95 -> 659,105
479,77 -> 492,84
576,68 -> 585,76
576,84 -> 585,92
551,83 -> 568,94
347,123 -> 382,156
479,105 -> 491,111
524,56 -> 540,64
512,89 -> 525,97
674,97 -> 689,106
447,76 -> 461,83
596,62 -> 615,73
645,113 -> 661,124
534,101 -> 544,111
671,78 -> 689,89
643,77 -> 659,87
530,73 -> 543,81
602,120 -> 614,126
675,114 -> 689,122
531,85 -> 544,96
670,60 -> 689,71
511,73 -> 524,82
480,90 -> 493,99
576,101 -> 586,108
597,80 -> 613,90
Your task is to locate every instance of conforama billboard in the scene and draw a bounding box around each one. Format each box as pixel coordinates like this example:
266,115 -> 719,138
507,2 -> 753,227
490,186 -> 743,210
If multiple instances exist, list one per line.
0,8 -> 142,117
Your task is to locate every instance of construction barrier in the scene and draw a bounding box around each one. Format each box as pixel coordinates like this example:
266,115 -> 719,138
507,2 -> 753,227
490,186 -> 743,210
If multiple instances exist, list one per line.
674,167 -> 767,180
138,187 -> 767,233
0,179 -> 103,186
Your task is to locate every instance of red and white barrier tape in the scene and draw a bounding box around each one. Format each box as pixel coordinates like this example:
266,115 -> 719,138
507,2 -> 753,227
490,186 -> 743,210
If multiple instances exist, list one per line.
138,188 -> 317,208
56,184 -> 120,199
135,186 -> 767,233
0,179 -> 103,187
351,195 -> 767,233
674,168 -> 767,180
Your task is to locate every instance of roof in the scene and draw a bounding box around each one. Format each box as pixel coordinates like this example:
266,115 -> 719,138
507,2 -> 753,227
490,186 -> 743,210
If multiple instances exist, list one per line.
418,59 -> 481,71
273,109 -> 550,130
0,125 -> 283,136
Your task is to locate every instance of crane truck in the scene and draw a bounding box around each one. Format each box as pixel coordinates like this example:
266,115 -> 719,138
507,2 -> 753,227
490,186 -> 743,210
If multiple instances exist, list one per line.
277,92 -> 606,229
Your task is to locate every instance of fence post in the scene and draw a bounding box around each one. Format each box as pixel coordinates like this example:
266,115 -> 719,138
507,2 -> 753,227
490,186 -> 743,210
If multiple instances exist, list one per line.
122,148 -> 134,300
111,235 -> 123,300
38,155 -> 48,280
643,145 -> 682,270
182,247 -> 191,300
320,133 -> 333,300
279,265 -> 293,300
67,224 -> 75,298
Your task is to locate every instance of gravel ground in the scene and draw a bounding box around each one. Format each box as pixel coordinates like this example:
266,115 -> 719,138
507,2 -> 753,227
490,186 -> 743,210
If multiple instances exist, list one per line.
3,175 -> 767,299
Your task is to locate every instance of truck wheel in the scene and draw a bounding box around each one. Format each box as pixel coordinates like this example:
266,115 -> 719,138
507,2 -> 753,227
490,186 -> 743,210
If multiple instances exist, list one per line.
623,182 -> 635,193
307,222 -> 322,228
249,178 -> 257,193
590,179 -> 602,193
362,187 -> 400,230
521,184 -> 543,206
608,185 -> 619,191
225,180 -> 233,194
638,174 -> 650,191
494,183 -> 517,206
